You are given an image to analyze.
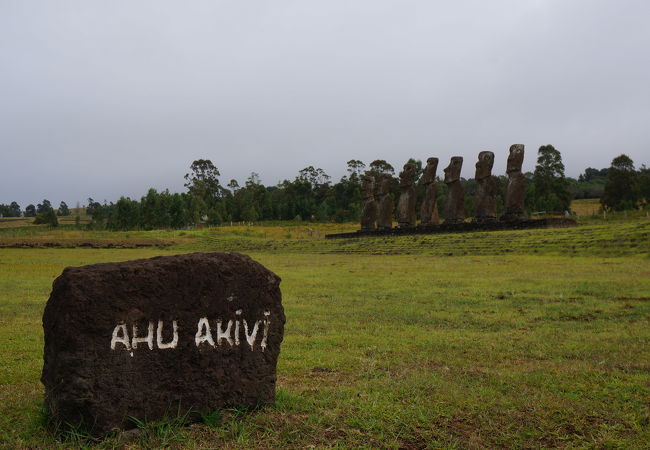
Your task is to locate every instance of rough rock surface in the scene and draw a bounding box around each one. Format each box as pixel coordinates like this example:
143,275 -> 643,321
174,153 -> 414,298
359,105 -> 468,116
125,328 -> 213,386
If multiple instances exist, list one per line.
473,151 -> 497,223
502,144 -> 526,221
377,174 -> 394,229
325,217 -> 577,239
397,163 -> 417,228
42,252 -> 284,436
360,175 -> 378,231
419,157 -> 439,225
443,156 -> 465,224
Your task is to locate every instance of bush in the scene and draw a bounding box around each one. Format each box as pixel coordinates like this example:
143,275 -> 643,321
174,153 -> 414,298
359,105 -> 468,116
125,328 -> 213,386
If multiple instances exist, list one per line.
33,209 -> 59,226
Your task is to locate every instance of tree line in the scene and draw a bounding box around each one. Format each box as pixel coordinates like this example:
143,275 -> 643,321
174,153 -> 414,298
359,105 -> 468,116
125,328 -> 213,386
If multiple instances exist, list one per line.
2,148 -> 648,229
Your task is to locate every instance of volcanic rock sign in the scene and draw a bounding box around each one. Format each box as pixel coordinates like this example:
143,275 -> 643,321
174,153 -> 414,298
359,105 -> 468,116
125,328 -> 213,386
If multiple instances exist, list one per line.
419,157 -> 439,225
360,174 -> 378,231
502,144 -> 526,221
397,163 -> 417,228
443,156 -> 465,224
377,173 -> 394,229
473,151 -> 497,223
41,252 -> 285,436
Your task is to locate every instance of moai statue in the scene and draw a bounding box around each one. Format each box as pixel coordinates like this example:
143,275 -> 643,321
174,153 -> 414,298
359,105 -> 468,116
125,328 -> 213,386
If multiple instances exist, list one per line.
397,163 -> 417,228
360,174 -> 378,231
473,151 -> 497,223
443,156 -> 465,224
419,157 -> 439,225
501,144 -> 526,222
377,174 -> 394,229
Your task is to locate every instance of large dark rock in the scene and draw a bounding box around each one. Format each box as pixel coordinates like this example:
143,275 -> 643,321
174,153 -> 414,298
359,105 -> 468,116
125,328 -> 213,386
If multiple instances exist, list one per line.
41,252 -> 285,436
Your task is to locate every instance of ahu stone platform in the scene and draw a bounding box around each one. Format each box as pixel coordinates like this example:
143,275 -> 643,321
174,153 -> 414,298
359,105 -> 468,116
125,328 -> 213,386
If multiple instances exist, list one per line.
325,218 -> 577,239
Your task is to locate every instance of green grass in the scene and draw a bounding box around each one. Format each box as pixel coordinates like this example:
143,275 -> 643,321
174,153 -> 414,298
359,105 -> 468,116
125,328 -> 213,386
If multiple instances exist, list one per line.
174,221 -> 649,258
0,219 -> 649,448
571,198 -> 602,217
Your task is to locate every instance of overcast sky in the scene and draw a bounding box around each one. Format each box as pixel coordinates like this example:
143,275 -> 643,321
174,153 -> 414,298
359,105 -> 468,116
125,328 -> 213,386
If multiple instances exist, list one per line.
1,0 -> 649,206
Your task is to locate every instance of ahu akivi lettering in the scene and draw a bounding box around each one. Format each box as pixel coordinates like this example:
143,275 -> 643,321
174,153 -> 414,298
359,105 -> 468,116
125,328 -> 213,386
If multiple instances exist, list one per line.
111,310 -> 271,353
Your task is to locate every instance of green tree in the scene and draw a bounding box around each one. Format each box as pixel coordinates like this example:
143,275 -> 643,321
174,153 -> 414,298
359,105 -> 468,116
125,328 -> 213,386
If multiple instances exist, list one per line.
141,188 -> 161,230
33,208 -> 58,226
207,203 -> 227,225
184,160 -> 222,204
579,167 -> 608,182
638,164 -> 650,206
25,204 -> 36,217
532,145 -> 571,212
86,198 -> 100,216
330,171 -> 362,222
110,197 -> 141,230
601,154 -> 639,211
169,193 -> 188,228
154,190 -> 173,228
37,199 -> 53,214
182,193 -> 201,226
0,202 -> 21,217
231,173 -> 269,222
87,200 -> 110,229
572,167 -> 608,199
298,166 -> 331,188
367,159 -> 395,178
241,204 -> 259,222
346,160 -> 366,184
9,202 -> 21,216
57,201 -> 70,216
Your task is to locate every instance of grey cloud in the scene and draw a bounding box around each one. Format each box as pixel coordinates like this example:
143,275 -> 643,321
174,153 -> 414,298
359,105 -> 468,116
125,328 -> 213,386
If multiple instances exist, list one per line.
1,0 -> 648,205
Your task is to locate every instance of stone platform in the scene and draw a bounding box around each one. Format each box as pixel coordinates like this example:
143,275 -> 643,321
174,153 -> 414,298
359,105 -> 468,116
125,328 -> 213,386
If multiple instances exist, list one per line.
325,218 -> 577,239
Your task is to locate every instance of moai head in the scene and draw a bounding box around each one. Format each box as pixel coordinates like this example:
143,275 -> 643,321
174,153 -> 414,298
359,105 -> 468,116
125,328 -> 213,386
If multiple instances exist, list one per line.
399,163 -> 416,187
421,157 -> 439,184
361,175 -> 375,200
507,144 -> 525,174
475,151 -> 494,180
379,173 -> 392,195
444,157 -> 463,184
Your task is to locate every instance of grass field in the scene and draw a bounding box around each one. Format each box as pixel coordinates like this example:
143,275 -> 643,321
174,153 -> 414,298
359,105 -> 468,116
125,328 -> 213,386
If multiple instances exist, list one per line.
1,215 -> 649,448
571,198 -> 602,217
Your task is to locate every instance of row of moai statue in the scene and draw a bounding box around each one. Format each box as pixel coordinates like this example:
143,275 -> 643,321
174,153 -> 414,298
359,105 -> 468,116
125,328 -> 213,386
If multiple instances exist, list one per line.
360,144 -> 526,230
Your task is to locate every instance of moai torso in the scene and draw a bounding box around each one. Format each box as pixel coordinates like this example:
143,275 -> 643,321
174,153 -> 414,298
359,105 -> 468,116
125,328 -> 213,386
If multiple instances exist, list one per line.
473,151 -> 497,222
377,174 -> 394,229
502,144 -> 526,221
420,157 -> 439,225
444,157 -> 465,224
360,175 -> 378,231
397,163 -> 417,228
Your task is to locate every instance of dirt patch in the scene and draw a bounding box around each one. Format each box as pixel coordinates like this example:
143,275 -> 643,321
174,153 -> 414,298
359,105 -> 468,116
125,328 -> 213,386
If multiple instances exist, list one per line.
0,238 -> 174,249
557,313 -> 598,322
614,296 -> 650,302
